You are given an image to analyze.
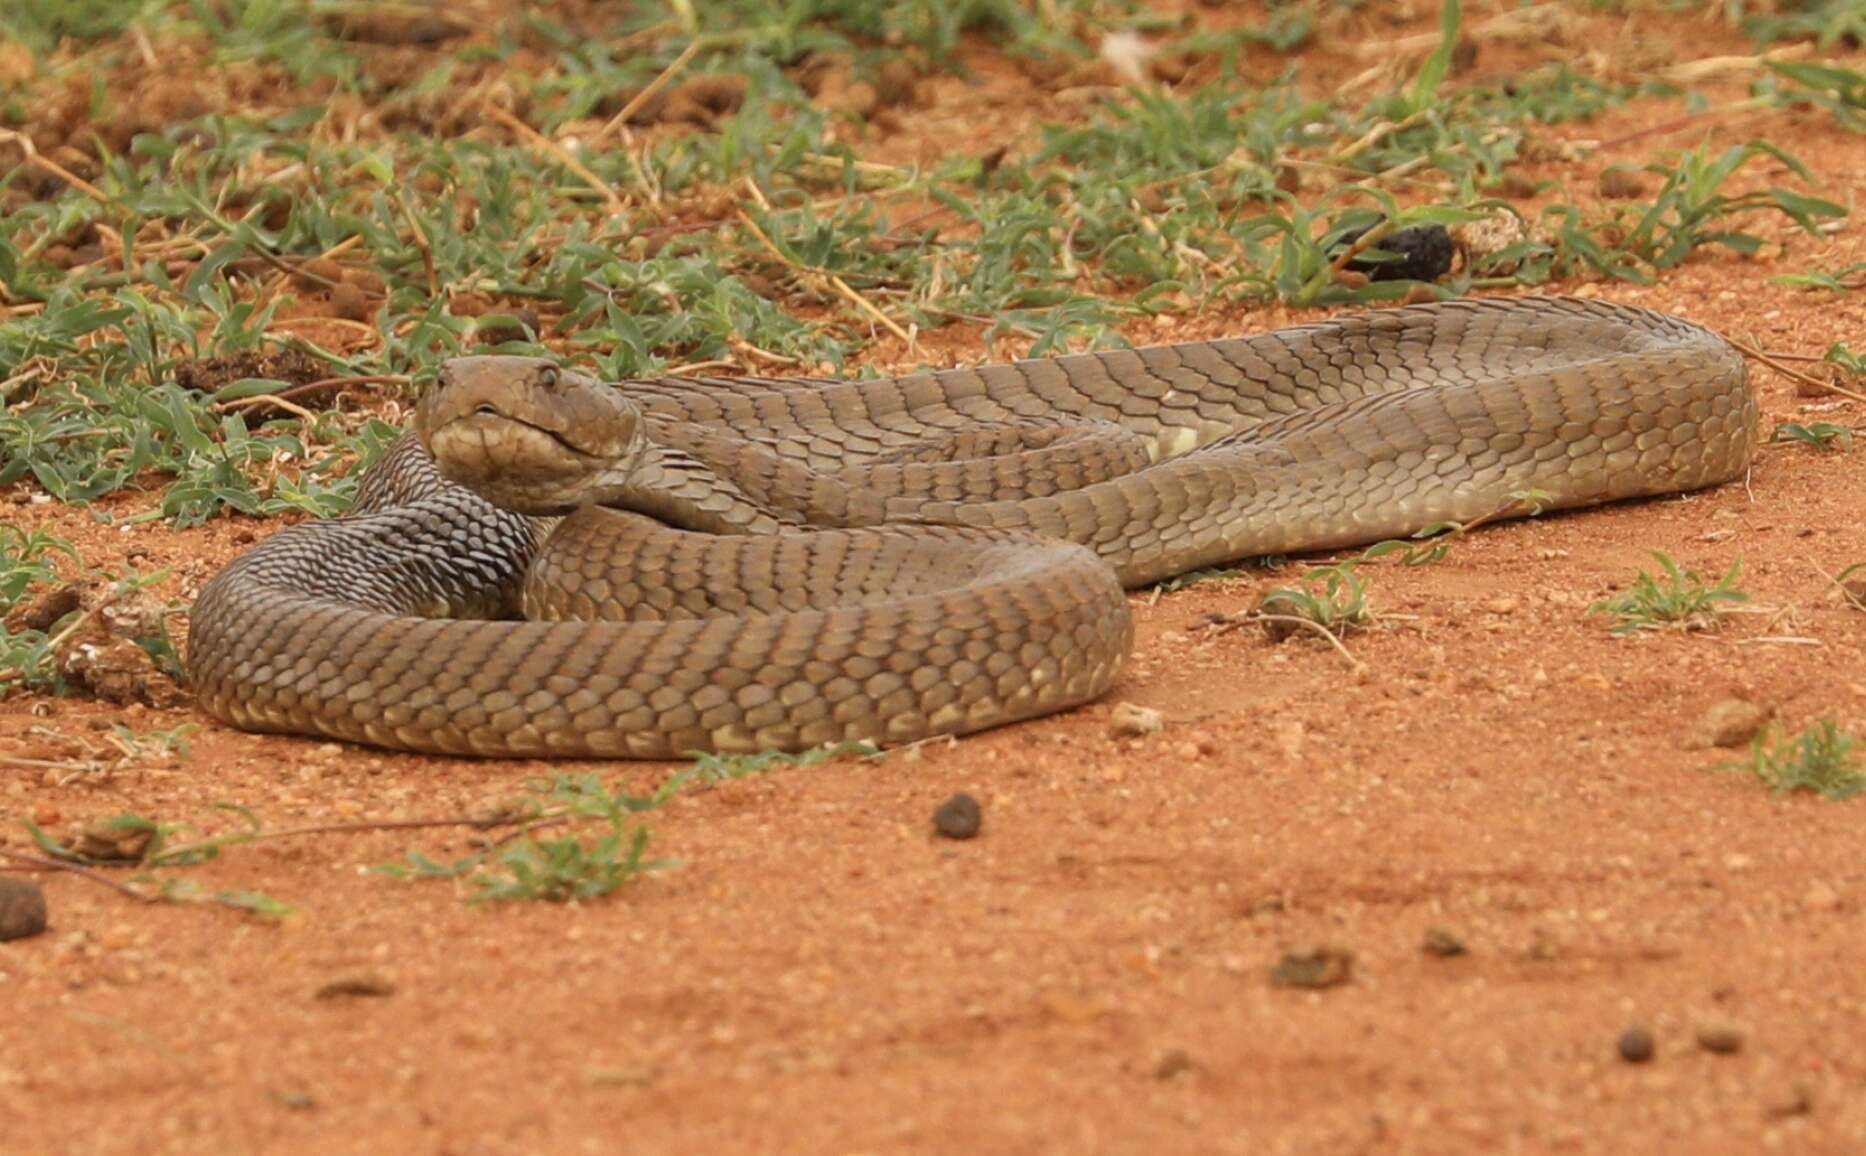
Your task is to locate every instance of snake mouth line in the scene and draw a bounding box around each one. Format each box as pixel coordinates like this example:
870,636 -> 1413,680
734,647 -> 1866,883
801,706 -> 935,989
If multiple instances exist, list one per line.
435,409 -> 610,464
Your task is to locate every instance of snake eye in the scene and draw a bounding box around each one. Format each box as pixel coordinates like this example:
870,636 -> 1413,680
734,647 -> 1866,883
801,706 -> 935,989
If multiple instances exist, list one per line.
538,365 -> 559,389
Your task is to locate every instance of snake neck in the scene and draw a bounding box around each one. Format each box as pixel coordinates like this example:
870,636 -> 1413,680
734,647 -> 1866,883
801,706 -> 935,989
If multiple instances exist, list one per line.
599,419 -> 887,534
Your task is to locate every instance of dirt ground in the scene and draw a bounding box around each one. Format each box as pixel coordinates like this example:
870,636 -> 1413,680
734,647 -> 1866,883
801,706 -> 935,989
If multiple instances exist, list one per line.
6,3 -> 1866,1154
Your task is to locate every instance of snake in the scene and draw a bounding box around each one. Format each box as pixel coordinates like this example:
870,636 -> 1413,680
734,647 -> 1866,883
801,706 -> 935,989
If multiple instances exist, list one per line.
187,296 -> 1758,759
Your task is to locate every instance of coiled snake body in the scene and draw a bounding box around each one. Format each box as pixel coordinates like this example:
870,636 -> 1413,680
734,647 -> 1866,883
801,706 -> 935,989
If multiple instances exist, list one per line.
188,297 -> 1757,758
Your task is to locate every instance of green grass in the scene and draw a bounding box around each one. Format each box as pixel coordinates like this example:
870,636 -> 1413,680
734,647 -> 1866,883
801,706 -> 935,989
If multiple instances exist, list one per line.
1256,560 -> 1374,635
377,773 -> 673,903
1773,420 -> 1854,451
0,527 -> 183,697
1721,719 -> 1866,800
1775,259 -> 1866,292
1588,552 -> 1748,635
1,0 -> 1852,540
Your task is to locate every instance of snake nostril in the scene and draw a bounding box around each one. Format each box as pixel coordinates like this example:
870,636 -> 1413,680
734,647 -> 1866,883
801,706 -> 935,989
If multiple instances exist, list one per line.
473,404 -> 499,418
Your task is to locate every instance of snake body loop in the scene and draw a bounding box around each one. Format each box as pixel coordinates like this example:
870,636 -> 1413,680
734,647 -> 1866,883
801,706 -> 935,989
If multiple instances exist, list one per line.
188,297 -> 1757,757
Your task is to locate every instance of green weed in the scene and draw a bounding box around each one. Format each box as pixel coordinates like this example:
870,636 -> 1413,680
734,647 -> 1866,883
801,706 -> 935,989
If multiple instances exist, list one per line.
1256,561 -> 1374,634
378,773 -> 674,904
1773,421 -> 1854,451
1721,719 -> 1866,800
1588,552 -> 1748,634
1737,1 -> 1866,47
1774,259 -> 1866,291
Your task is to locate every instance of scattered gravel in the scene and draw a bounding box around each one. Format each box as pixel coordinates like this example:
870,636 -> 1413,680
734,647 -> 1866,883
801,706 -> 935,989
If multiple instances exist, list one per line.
1694,698 -> 1771,749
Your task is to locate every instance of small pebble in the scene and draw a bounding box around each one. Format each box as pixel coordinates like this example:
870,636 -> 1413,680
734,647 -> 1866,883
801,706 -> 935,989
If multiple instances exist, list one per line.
1766,1082 -> 1814,1118
1695,1017 -> 1747,1055
932,793 -> 982,840
1108,702 -> 1164,737
0,878 -> 49,941
1152,1048 -> 1196,1079
1617,1026 -> 1655,1063
1422,927 -> 1467,957
1804,880 -> 1841,912
1270,944 -> 1354,989
314,969 -> 397,1000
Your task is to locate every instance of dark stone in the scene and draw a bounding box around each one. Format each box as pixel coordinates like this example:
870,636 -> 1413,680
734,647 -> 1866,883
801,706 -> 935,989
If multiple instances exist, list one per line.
1617,1026 -> 1655,1063
0,878 -> 49,941
932,793 -> 982,840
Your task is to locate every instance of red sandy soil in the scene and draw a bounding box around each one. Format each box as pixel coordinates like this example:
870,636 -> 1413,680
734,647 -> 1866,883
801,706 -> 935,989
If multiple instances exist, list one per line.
4,4 -> 1866,1153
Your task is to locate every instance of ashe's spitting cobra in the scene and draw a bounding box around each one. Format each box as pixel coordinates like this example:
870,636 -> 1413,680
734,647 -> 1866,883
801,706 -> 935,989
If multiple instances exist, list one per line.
188,297 -> 1758,758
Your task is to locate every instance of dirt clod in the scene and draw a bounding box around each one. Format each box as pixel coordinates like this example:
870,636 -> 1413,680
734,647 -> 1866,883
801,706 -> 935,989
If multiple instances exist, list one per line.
873,58 -> 920,108
323,9 -> 469,45
0,878 -> 49,941
932,793 -> 982,840
174,348 -> 328,396
328,281 -> 373,323
4,584 -> 81,634
1617,1027 -> 1655,1064
1338,224 -> 1455,282
615,75 -> 748,127
1270,945 -> 1354,989
1598,168 -> 1647,199
1694,698 -> 1771,749
71,820 -> 155,863
60,636 -> 182,709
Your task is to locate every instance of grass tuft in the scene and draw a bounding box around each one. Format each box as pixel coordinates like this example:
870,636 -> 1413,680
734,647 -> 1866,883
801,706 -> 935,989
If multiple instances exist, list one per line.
1588,552 -> 1747,635
1721,720 -> 1866,800
1256,561 -> 1375,635
1772,421 -> 1854,452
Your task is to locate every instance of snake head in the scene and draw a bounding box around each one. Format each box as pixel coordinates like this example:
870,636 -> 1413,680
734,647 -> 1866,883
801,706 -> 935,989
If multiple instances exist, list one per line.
417,355 -> 645,515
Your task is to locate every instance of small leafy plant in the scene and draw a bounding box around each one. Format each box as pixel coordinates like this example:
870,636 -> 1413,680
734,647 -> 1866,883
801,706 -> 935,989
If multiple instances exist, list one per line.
1772,421 -> 1855,452
1588,552 -> 1747,634
1256,561 -> 1374,634
1721,720 -> 1865,800
378,773 -> 674,904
